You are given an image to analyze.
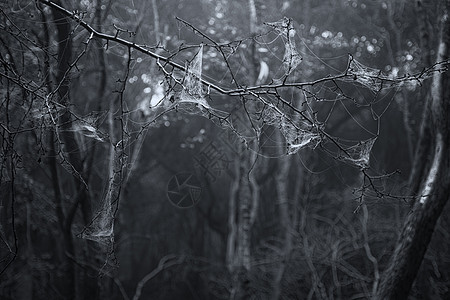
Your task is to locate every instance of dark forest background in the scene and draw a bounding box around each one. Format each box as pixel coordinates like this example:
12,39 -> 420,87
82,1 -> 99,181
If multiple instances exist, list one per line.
1,0 -> 449,299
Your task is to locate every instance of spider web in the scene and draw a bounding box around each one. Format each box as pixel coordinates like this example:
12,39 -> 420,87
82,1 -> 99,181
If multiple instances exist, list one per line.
283,40 -> 302,75
265,17 -> 302,75
178,45 -> 211,112
79,142 -> 124,244
342,57 -> 387,91
340,137 -> 377,168
262,104 -> 320,155
340,54 -> 446,92
72,111 -> 109,142
340,55 -> 408,92
161,18 -> 399,164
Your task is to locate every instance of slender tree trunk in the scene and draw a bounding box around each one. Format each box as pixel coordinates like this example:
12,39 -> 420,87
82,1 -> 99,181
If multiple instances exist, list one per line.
415,0 -> 433,67
385,1 -> 416,167
408,0 -> 436,196
271,154 -> 293,300
226,2 -> 260,299
79,1 -> 108,298
37,7 -> 76,298
375,3 -> 450,298
49,3 -> 78,298
272,4 -> 311,297
227,147 -> 258,300
51,1 -> 98,298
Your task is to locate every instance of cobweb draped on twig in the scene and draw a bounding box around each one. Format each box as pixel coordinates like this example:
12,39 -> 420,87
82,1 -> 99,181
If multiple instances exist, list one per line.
79,141 -> 124,244
73,111 -> 109,142
265,17 -> 302,75
341,54 -> 449,92
262,104 -> 320,155
283,41 -> 302,75
340,55 -> 417,92
54,112 -> 109,188
179,45 -> 210,111
340,137 -> 377,168
342,56 -> 387,91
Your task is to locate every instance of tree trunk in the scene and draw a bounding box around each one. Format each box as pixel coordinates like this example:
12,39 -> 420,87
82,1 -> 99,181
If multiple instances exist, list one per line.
408,0 -> 438,197
50,3 -> 77,299
226,1 -> 260,299
51,2 -> 98,298
227,146 -> 258,300
271,154 -> 293,300
375,3 -> 450,298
